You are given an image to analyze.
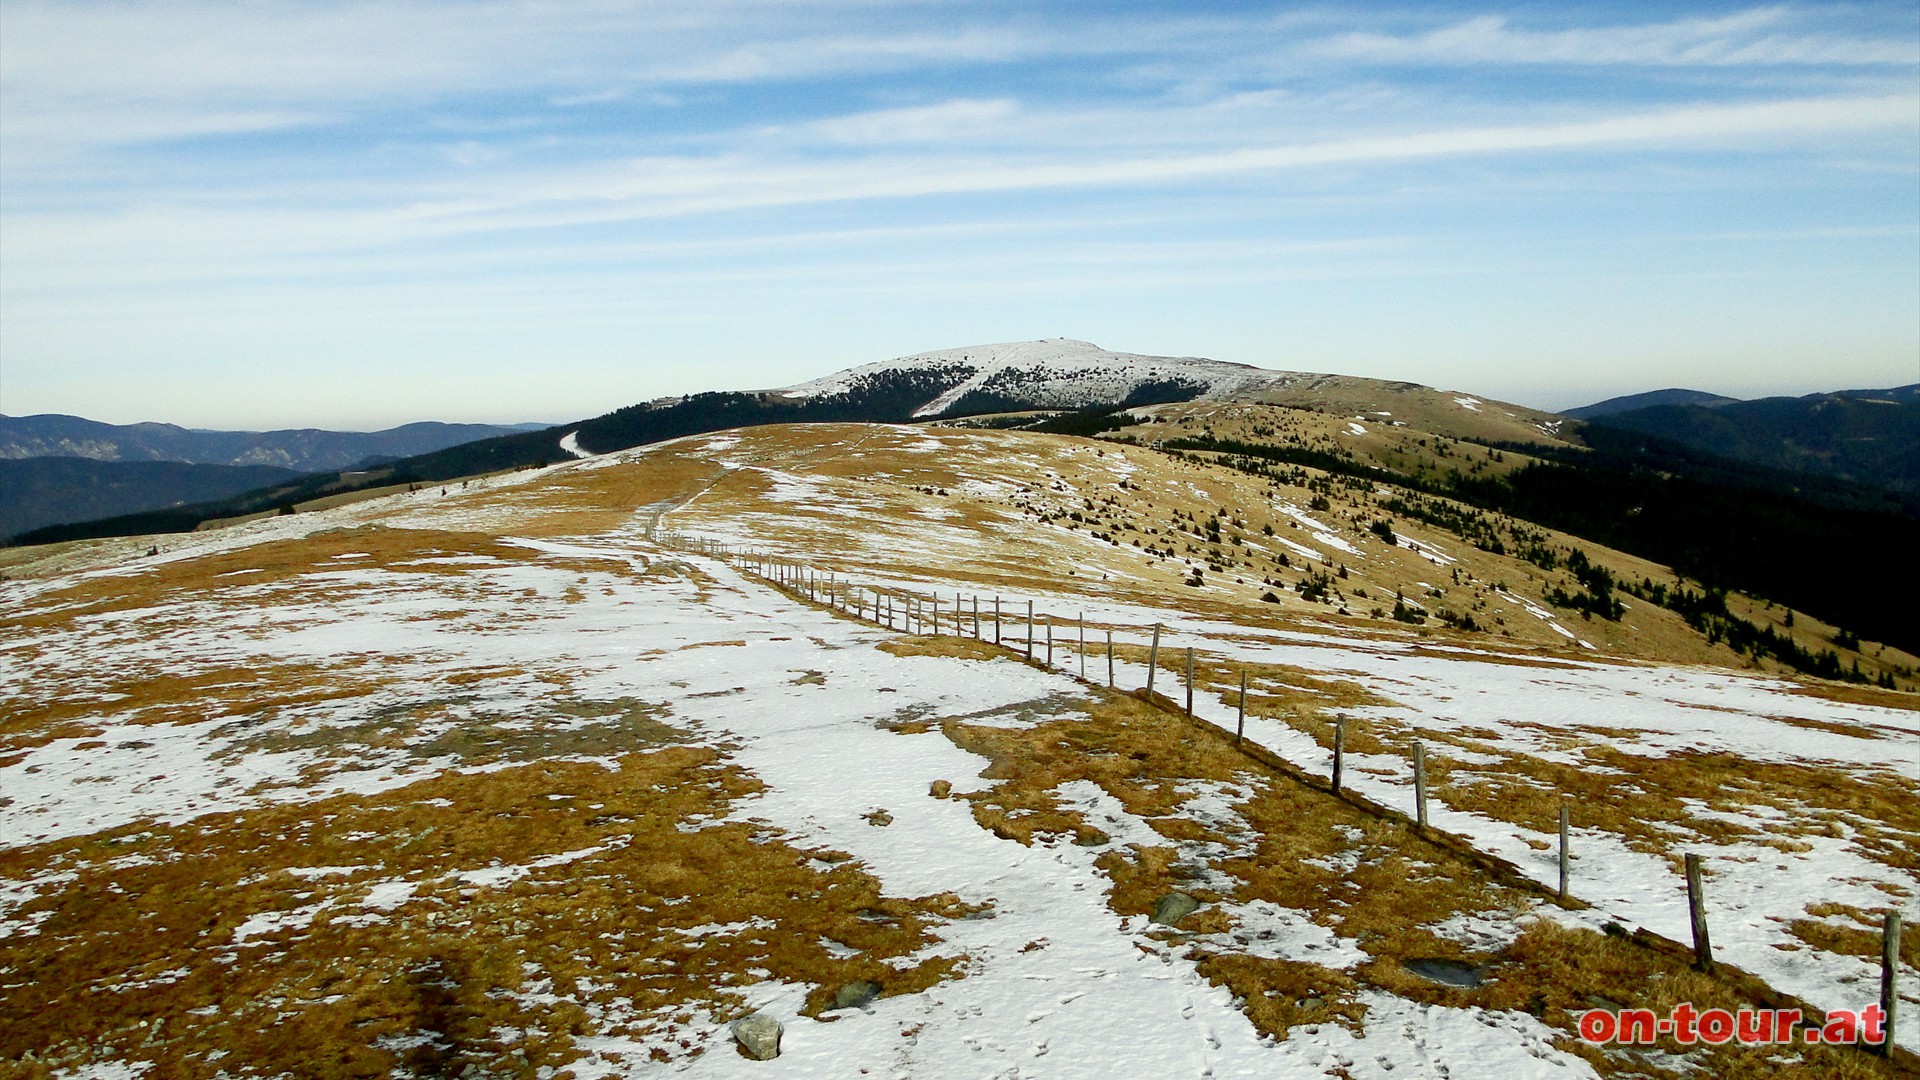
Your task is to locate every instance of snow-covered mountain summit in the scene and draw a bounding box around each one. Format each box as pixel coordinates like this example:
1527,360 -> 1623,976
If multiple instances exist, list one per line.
777,338 -> 1293,418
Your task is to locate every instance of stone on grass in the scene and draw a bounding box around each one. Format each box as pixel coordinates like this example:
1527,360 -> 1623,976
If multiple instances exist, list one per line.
831,981 -> 880,1010
1151,891 -> 1200,926
730,1014 -> 783,1060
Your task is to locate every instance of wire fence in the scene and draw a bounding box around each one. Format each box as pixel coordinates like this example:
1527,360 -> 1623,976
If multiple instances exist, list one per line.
657,530 -> 1911,1063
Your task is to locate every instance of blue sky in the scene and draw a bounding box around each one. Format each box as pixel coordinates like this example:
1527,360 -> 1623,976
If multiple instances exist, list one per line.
1,2 -> 1915,429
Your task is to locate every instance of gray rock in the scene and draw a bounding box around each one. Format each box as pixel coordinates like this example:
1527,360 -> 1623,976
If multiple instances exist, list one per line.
831,980 -> 880,1010
730,1013 -> 783,1060
1402,958 -> 1485,988
1150,891 -> 1200,926
1072,828 -> 1110,847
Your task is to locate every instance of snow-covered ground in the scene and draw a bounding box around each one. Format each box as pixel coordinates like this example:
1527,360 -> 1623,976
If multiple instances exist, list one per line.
709,572 -> 1920,1057
627,428 -> 1920,1058
2,477 -> 1609,1077
3,431 -> 1914,1075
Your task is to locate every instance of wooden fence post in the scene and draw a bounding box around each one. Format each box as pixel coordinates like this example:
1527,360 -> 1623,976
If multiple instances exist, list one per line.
1106,630 -> 1115,688
1558,805 -> 1571,902
1079,615 -> 1086,680
1026,601 -> 1034,659
932,593 -> 941,636
1685,853 -> 1713,973
1235,670 -> 1247,747
1882,910 -> 1900,1055
994,597 -> 1002,645
1146,624 -> 1162,697
1183,647 -> 1194,717
1045,616 -> 1053,667
973,596 -> 981,638
1413,742 -> 1428,829
1332,719 -> 1345,794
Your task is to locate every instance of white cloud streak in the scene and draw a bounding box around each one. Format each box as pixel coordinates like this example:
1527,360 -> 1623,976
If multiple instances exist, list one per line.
1320,9 -> 1920,67
5,88 -> 1909,301
400,93 -> 1920,234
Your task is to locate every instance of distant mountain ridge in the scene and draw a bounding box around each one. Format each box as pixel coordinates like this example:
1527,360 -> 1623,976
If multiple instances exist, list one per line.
0,415 -> 549,473
1577,385 -> 1920,495
0,459 -> 303,541
1561,389 -> 1738,420
6,340 -> 1577,547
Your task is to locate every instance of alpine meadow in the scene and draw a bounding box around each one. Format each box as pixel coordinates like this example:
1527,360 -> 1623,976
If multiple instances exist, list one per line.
2,3 -> 1917,1079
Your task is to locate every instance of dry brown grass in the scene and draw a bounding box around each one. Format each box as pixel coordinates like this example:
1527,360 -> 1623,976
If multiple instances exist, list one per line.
0,747 -> 975,1077
876,636 -> 1009,662
4,526 -> 543,633
0,660 -> 400,751
699,415 -> 1920,684
1786,902 -> 1920,962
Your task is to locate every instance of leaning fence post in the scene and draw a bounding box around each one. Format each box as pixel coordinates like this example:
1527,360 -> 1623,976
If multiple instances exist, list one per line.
1685,853 -> 1713,972
1882,910 -> 1901,1055
1412,742 -> 1428,829
1332,719 -> 1345,794
1235,671 -> 1247,747
1183,647 -> 1194,717
1558,805 -> 1571,902
1146,624 -> 1162,697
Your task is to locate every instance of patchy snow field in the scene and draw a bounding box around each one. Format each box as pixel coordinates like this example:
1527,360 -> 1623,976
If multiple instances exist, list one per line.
2,425 -> 1914,1077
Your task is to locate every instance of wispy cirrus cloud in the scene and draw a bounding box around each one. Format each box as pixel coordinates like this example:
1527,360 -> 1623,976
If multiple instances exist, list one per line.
1316,8 -> 1919,67
386,92 -> 1920,236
